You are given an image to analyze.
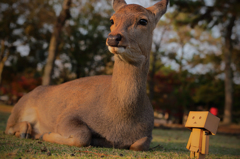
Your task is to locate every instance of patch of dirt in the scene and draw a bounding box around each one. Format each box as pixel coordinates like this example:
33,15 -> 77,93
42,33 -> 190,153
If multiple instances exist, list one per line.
0,105 -> 13,113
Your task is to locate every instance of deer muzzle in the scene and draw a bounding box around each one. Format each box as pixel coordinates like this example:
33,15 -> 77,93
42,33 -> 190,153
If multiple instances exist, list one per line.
107,34 -> 122,47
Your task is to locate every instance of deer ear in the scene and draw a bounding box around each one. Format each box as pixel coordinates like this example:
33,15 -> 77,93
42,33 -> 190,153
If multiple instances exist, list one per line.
112,0 -> 127,12
147,0 -> 168,24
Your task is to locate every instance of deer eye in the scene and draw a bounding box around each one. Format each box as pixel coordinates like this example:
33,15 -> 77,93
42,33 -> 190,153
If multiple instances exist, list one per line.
110,19 -> 114,25
139,19 -> 148,26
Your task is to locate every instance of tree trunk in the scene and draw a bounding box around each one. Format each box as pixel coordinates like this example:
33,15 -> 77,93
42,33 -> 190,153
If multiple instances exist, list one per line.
148,28 -> 166,102
0,40 -> 9,85
179,43 -> 184,74
0,54 -> 8,85
76,63 -> 82,79
223,15 -> 236,124
42,0 -> 71,85
149,47 -> 158,102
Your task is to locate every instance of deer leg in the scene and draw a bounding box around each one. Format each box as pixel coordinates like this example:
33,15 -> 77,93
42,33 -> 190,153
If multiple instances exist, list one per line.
41,119 -> 91,147
6,121 -> 32,139
129,136 -> 151,151
33,134 -> 42,140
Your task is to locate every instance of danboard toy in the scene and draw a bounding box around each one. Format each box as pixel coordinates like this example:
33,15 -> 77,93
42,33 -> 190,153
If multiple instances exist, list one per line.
185,111 -> 220,159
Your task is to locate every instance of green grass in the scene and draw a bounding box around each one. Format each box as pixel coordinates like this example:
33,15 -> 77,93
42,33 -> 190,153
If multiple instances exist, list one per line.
0,111 -> 240,159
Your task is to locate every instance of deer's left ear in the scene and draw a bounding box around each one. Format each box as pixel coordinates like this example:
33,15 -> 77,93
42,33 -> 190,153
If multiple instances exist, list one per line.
112,0 -> 127,12
147,0 -> 168,24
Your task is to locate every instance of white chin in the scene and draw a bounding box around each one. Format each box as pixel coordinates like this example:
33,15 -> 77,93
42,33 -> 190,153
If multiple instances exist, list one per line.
108,46 -> 126,54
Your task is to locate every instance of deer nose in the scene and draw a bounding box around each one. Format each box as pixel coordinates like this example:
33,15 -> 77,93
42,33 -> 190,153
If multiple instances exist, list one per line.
107,34 -> 122,47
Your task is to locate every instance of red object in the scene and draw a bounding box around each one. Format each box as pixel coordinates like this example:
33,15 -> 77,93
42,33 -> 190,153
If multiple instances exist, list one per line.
210,107 -> 218,116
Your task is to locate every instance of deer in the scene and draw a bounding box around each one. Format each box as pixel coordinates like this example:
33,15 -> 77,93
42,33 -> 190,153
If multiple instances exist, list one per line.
5,0 -> 168,151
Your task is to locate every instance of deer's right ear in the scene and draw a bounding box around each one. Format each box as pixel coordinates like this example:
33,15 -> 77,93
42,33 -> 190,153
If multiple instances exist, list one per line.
112,0 -> 127,12
147,0 -> 168,24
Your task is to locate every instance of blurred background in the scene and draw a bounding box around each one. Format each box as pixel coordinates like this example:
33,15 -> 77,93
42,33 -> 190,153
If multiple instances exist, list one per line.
0,0 -> 239,125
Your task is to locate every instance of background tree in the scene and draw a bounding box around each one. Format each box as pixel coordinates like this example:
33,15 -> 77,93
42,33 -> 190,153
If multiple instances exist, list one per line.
42,0 -> 72,85
0,0 -> 24,84
61,0 -> 112,79
148,25 -> 168,102
171,0 -> 240,124
0,0 -> 55,102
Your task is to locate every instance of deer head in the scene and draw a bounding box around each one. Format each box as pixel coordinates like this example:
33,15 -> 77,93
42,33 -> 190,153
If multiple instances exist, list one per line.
107,0 -> 168,65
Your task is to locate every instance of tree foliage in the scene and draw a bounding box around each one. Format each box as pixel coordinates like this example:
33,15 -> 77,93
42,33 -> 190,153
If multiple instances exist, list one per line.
170,0 -> 240,124
0,0 -> 113,101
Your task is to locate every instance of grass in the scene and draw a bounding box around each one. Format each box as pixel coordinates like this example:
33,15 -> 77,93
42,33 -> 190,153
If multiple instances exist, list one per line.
0,109 -> 240,158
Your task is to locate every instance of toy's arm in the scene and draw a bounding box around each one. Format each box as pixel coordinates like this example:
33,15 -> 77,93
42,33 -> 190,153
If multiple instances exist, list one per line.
186,131 -> 193,150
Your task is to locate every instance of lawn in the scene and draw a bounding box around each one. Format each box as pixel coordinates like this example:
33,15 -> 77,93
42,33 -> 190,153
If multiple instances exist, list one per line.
0,110 -> 240,158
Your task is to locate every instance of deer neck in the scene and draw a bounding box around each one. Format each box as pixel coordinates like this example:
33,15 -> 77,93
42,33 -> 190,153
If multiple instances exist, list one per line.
108,54 -> 149,113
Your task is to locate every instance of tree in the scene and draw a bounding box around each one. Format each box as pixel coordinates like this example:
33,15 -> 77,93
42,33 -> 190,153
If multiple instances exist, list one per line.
42,0 -> 72,85
0,0 -> 55,85
172,0 -> 240,124
223,15 -> 236,124
50,0 -> 113,83
0,41 -> 10,84
0,0 -> 22,84
149,26 -> 167,102
148,8 -> 175,103
0,0 -> 56,103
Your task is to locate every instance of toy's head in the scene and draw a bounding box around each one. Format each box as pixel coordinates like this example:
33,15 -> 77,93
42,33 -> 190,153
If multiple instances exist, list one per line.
185,111 -> 220,135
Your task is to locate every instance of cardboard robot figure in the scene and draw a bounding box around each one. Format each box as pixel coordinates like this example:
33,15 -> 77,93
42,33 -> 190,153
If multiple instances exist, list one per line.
185,111 -> 220,159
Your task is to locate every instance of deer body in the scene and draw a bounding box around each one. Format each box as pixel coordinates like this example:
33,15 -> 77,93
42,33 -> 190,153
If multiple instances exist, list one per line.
5,0 -> 168,151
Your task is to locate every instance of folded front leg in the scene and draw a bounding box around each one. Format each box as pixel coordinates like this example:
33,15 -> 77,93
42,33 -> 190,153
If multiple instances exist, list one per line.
42,117 -> 91,147
129,136 -> 151,151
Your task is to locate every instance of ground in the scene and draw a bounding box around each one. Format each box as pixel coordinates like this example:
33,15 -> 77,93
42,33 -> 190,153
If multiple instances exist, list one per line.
0,105 -> 240,158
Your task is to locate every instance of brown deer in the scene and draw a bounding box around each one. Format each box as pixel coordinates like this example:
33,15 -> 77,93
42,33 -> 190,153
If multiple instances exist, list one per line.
5,0 -> 168,151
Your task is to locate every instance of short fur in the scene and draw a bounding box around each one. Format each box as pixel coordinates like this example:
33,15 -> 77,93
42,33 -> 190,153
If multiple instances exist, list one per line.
5,0 -> 168,151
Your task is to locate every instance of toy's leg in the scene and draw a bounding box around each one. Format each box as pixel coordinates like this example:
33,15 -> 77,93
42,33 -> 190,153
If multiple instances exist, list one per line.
129,137 -> 152,151
202,131 -> 209,154
190,128 -> 202,152
6,121 -> 32,139
190,151 -> 195,158
196,152 -> 205,159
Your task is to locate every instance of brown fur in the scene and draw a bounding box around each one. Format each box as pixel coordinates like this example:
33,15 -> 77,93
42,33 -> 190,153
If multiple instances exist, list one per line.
5,0 -> 168,151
